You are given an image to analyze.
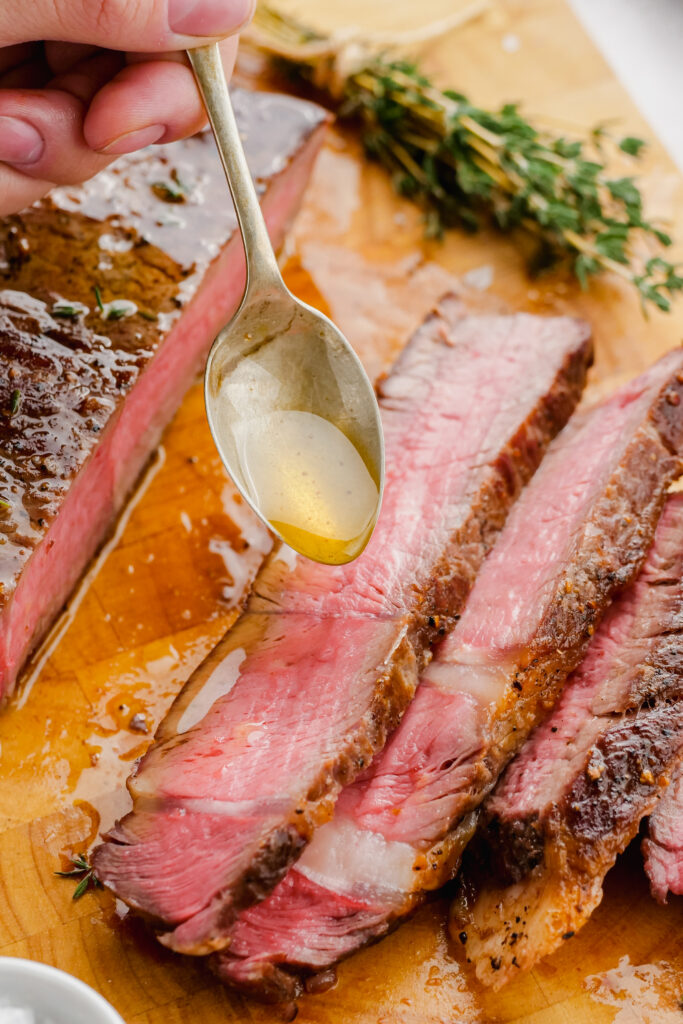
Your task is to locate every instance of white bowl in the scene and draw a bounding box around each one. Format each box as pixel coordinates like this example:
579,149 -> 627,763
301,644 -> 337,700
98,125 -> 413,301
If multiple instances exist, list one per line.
0,958 -> 124,1024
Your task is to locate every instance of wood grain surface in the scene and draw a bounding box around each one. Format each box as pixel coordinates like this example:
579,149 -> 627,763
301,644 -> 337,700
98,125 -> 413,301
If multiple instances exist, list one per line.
1,1 -> 682,1021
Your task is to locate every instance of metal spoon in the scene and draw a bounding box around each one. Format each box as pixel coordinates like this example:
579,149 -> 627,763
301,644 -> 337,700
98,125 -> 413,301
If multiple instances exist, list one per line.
187,44 -> 384,565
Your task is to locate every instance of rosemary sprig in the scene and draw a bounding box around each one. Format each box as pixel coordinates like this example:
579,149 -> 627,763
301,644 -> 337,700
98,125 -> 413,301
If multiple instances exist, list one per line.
249,5 -> 682,312
55,853 -> 102,901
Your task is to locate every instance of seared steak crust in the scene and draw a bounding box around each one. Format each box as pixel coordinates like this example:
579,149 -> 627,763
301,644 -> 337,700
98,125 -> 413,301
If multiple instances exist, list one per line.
454,700 -> 683,990
643,765 -> 683,903
455,493 -> 683,988
484,697 -> 683,886
565,699 -> 683,867
0,291 -> 138,554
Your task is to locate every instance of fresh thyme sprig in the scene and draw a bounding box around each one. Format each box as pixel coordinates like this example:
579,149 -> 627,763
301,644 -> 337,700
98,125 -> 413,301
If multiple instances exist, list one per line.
248,5 -> 682,312
55,853 -> 102,900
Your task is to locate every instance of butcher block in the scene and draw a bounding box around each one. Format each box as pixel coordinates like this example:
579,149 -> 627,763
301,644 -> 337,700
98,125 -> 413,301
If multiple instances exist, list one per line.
0,0 -> 682,1022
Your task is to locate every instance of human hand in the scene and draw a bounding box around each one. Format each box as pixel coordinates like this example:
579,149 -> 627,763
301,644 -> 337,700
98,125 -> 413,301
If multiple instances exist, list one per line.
0,0 -> 253,215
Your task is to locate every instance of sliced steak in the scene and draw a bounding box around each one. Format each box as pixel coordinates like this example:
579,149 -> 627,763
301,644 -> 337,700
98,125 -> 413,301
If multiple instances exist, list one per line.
452,493 -> 683,989
0,89 -> 329,697
92,302 -> 592,957
643,763 -> 683,903
213,353 -> 683,1001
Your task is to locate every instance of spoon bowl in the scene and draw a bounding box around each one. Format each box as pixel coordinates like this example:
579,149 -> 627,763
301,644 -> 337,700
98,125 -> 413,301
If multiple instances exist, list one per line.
205,285 -> 384,564
189,44 -> 384,564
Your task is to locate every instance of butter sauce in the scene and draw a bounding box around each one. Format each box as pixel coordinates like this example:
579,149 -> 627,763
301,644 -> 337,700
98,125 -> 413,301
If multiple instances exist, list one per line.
216,386 -> 380,565
236,410 -> 378,564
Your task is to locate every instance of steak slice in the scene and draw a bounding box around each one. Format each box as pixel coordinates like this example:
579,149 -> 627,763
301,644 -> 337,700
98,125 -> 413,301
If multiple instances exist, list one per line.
212,353 -> 683,1002
643,763 -> 683,903
0,89 -> 329,698
92,302 -> 592,957
451,493 -> 683,989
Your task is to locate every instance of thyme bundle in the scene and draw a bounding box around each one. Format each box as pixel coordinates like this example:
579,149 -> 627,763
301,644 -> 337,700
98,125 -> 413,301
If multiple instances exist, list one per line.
248,4 -> 682,312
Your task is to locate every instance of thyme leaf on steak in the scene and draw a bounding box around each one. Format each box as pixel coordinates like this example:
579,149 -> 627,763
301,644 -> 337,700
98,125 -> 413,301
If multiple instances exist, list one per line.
103,304 -> 131,321
10,389 -> 21,416
55,853 -> 103,901
52,300 -> 89,319
93,290 -> 139,322
247,4 -> 682,312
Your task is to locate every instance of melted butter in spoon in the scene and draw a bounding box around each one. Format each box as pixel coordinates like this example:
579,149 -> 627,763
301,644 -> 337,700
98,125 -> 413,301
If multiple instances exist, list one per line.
229,410 -> 379,564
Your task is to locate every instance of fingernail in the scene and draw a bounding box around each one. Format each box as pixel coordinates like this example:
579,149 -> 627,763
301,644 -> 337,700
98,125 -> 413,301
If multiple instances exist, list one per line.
0,116 -> 44,165
98,123 -> 166,155
169,0 -> 253,36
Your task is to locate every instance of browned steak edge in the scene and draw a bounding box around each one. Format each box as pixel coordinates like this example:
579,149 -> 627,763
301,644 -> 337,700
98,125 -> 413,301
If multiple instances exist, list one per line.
481,694 -> 683,886
452,696 -> 683,989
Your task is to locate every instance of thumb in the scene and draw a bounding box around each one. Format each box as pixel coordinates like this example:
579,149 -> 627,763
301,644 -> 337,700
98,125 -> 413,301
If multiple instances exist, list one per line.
0,0 -> 254,51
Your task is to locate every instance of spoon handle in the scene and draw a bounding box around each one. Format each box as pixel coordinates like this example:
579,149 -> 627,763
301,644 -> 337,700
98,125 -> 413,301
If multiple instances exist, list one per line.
188,44 -> 282,294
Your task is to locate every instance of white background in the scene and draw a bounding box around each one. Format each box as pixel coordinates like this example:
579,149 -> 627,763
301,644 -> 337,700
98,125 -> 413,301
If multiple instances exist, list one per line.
568,0 -> 683,172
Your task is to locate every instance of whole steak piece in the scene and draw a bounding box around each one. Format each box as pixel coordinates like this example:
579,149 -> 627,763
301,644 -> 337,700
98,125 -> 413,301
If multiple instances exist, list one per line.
0,89 -> 329,698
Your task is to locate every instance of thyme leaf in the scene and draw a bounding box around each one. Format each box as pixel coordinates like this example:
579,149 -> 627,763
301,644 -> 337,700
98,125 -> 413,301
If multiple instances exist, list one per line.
52,300 -> 89,319
94,285 -> 104,312
619,136 -> 646,157
104,306 -> 128,321
100,299 -> 138,321
55,853 -> 102,901
10,389 -> 21,416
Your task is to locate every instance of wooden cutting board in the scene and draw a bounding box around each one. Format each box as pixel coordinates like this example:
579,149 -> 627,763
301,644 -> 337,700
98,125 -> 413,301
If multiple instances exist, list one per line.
1,1 -> 682,1021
